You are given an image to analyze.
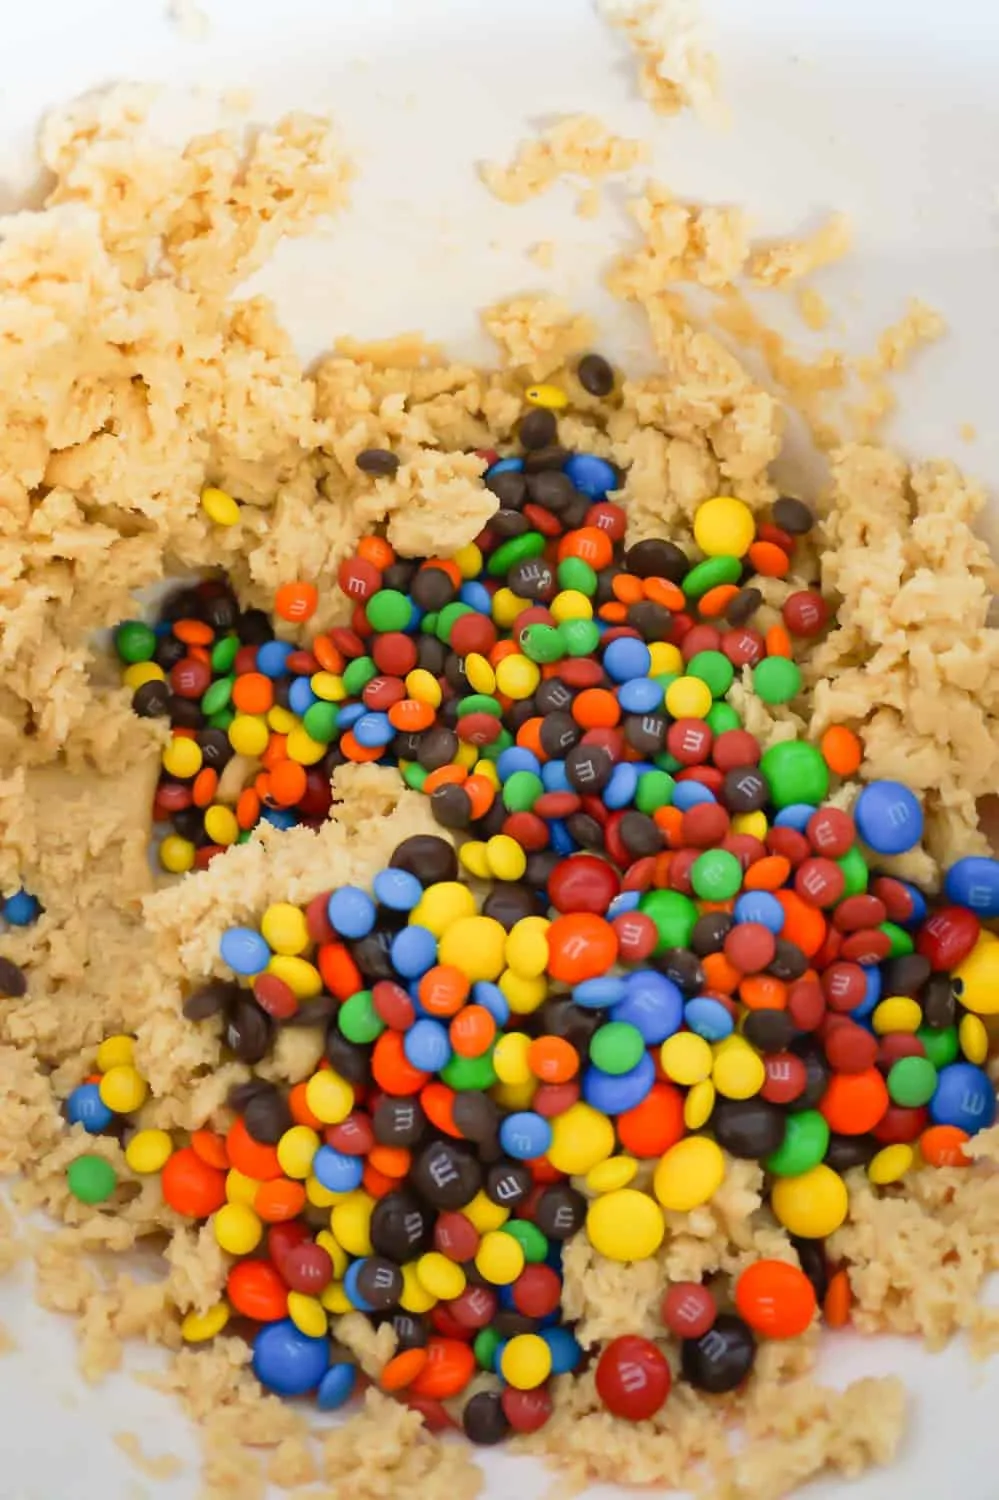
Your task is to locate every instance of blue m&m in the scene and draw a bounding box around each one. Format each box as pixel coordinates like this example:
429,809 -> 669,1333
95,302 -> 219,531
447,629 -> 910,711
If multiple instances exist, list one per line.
944,857 -> 999,919
603,637 -> 652,683
326,886 -> 377,939
610,971 -> 684,1043
317,1360 -> 358,1411
253,1320 -> 330,1396
219,926 -> 270,975
66,1083 -> 114,1134
734,891 -> 785,933
3,889 -> 40,926
563,453 -> 618,499
583,1050 -> 655,1114
499,1110 -> 553,1160
928,1062 -> 996,1134
371,867 -> 423,911
312,1145 -> 364,1194
854,781 -> 924,856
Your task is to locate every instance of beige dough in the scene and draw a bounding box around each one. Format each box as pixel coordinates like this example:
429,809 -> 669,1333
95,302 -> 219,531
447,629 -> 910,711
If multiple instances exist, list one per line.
1,83 -> 999,1500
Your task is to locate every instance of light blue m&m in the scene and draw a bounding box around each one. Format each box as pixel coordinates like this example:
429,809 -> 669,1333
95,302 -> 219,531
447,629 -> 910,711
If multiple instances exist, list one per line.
404,1018 -> 452,1072
371,867 -> 423,911
312,1145 -> 364,1194
685,995 -> 735,1041
326,886 -> 376,939
734,891 -> 785,933
220,926 -> 270,975
390,925 -> 438,979
602,637 -> 651,683
352,712 -> 394,748
499,1111 -> 553,1161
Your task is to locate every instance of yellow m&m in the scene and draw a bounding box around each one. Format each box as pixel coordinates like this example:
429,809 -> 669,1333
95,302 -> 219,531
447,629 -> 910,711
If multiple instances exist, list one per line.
99,1065 -> 148,1115
547,1103 -> 615,1176
181,1302 -> 230,1342
654,1137 -> 725,1212
771,1165 -> 848,1238
500,1333 -> 553,1389
214,1202 -> 263,1256
693,495 -> 755,558
125,1129 -> 173,1174
201,486 -> 241,526
587,1188 -> 664,1262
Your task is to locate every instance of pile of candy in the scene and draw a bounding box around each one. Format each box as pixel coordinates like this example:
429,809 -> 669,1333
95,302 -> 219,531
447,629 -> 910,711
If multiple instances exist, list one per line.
62,359 -> 999,1441
116,399 -> 842,874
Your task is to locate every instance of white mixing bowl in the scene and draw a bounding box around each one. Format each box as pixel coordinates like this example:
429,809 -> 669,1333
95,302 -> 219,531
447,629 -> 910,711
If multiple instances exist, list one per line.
1,2 -> 997,1497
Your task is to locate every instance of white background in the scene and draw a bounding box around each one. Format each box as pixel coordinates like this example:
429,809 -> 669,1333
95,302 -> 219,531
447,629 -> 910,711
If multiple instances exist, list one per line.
1,1 -> 998,1496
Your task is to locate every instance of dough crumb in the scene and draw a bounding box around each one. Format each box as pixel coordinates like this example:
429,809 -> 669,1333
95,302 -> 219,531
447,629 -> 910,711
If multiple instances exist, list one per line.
524,1361 -> 905,1499
598,0 -> 722,120
846,297 -> 947,438
749,213 -> 853,286
479,114 -> 648,204
609,181 -> 752,294
332,1310 -> 397,1378
855,296 -> 947,379
482,294 -> 596,380
356,449 -> 494,559
796,285 -> 831,330
712,287 -> 942,450
527,239 -> 556,268
113,1431 -> 184,1481
320,1390 -> 483,1500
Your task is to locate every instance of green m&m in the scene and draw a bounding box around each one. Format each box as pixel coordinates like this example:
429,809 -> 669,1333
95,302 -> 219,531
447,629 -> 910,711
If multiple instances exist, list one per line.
589,1022 -> 646,1076
67,1154 -> 117,1204
887,1056 -> 938,1108
500,1219 -> 549,1263
760,740 -> 830,809
688,650 -> 735,699
765,1109 -> 830,1177
753,657 -> 802,705
691,849 -> 743,901
639,890 -> 699,953
339,989 -> 385,1044
114,620 -> 157,663
365,588 -> 413,632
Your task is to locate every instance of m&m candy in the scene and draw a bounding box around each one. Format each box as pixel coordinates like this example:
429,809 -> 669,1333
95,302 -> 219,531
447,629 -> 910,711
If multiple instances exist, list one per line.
595,1336 -> 671,1420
